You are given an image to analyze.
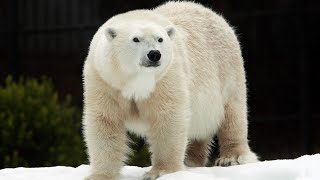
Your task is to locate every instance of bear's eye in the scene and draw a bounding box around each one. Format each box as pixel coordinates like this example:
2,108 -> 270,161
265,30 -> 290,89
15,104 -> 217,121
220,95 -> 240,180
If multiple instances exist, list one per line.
133,37 -> 140,43
158,38 -> 163,43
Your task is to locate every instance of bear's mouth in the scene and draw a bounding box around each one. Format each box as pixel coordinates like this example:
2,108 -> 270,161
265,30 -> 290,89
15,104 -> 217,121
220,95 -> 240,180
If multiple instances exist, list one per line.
145,63 -> 160,67
141,62 -> 161,68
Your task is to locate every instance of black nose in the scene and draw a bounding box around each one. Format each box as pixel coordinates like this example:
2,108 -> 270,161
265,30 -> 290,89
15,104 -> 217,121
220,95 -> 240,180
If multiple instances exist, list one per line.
147,50 -> 161,62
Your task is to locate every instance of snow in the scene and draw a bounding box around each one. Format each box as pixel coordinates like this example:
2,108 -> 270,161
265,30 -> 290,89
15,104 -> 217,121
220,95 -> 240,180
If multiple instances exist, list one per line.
1,154 -> 319,180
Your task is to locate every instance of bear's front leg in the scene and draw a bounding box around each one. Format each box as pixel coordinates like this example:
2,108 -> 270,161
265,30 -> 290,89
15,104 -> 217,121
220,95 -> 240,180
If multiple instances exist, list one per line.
83,114 -> 127,180
143,114 -> 188,180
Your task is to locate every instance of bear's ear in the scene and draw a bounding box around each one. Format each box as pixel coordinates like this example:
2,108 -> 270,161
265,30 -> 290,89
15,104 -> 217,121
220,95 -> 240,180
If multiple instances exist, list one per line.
105,28 -> 117,40
165,26 -> 176,40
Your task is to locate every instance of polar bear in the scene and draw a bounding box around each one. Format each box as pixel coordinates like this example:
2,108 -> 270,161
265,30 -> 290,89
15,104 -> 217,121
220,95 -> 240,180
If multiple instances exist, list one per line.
82,1 -> 258,180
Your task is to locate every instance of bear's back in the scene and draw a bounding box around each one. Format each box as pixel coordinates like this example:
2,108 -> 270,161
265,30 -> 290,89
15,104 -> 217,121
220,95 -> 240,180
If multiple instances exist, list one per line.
155,1 -> 246,104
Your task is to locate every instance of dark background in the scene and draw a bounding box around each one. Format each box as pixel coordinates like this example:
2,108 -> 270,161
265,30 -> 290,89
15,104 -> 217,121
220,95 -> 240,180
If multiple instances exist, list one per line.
1,0 -> 319,161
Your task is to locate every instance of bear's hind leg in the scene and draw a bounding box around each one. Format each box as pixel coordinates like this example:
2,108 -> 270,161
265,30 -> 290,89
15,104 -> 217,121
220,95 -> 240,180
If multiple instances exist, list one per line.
215,101 -> 258,166
184,139 -> 211,167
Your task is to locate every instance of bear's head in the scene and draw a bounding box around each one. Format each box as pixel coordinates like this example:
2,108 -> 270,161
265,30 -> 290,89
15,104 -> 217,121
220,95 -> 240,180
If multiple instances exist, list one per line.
91,17 -> 177,100
100,21 -> 175,76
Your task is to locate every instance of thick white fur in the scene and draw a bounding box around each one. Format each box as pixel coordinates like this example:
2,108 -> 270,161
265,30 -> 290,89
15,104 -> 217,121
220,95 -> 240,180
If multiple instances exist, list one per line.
83,1 -> 258,180
121,71 -> 156,101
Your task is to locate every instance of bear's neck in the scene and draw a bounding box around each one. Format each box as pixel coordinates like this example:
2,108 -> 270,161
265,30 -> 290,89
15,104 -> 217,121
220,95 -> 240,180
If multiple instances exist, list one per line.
121,71 -> 156,101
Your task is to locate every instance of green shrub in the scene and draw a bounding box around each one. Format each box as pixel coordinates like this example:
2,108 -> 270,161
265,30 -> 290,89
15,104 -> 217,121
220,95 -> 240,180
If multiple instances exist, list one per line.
0,76 -> 86,168
126,133 -> 151,167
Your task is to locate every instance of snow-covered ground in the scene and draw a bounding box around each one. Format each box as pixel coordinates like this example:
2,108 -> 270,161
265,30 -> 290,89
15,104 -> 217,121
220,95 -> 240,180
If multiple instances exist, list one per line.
0,154 -> 319,180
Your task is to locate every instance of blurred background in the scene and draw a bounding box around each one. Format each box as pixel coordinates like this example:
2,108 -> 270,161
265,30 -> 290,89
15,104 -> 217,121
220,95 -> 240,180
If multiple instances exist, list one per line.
0,0 -> 319,168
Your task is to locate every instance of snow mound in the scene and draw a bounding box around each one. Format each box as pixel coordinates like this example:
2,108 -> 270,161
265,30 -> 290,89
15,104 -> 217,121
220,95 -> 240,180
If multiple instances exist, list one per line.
0,154 -> 319,180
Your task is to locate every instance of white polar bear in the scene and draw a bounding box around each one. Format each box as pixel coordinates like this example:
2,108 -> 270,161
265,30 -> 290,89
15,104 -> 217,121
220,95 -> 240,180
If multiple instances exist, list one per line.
82,1 -> 258,180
